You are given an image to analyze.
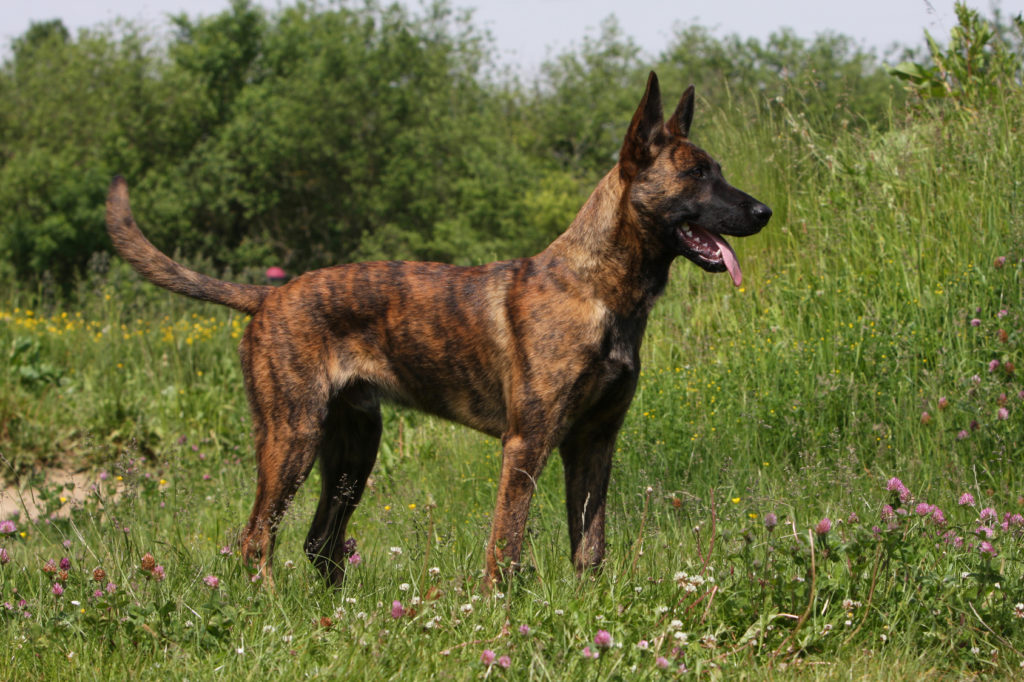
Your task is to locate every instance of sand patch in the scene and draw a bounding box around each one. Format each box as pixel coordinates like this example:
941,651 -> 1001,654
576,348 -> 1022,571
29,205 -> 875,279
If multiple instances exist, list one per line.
0,467 -> 113,521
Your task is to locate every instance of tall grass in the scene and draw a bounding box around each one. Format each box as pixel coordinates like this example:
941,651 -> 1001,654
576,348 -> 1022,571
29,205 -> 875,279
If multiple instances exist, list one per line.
1,88 -> 1022,678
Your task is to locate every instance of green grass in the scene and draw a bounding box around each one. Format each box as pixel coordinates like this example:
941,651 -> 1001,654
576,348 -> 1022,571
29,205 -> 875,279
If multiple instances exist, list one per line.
1,92 -> 1023,678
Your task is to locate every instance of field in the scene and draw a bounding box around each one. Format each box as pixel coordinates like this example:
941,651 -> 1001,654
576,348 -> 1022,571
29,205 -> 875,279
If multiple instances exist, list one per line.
2,12 -> 1024,682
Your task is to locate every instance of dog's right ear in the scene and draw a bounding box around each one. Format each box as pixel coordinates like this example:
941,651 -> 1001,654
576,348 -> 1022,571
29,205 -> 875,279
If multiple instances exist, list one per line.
666,85 -> 695,138
619,71 -> 664,181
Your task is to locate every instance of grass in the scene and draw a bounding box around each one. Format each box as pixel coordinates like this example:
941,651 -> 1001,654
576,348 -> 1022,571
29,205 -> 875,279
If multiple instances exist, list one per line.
1,89 -> 1023,678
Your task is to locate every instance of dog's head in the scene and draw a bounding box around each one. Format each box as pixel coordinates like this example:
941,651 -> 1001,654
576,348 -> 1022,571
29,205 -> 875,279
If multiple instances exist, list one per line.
619,72 -> 771,286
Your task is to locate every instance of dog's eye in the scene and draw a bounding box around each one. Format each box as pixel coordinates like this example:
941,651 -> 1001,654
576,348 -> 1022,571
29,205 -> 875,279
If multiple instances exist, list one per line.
688,168 -> 705,179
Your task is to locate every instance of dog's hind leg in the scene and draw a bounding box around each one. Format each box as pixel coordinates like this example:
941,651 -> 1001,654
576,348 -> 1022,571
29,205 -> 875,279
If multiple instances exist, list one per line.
237,332 -> 328,587
239,415 -> 321,588
304,385 -> 381,586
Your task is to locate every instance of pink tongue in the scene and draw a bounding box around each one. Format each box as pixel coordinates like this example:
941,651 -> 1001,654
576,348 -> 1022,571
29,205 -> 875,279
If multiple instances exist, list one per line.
707,231 -> 742,287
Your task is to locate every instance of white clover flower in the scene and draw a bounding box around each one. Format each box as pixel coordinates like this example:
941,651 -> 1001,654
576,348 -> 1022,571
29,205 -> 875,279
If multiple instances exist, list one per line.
428,566 -> 440,576
399,583 -> 410,592
263,625 -> 277,633
669,619 -> 683,629
460,603 -> 473,614
1014,603 -> 1024,618
411,596 -> 421,606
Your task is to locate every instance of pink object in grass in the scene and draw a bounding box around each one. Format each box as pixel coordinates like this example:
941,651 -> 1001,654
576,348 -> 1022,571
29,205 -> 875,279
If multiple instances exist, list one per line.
266,266 -> 287,281
204,575 -> 219,589
594,630 -> 613,648
390,600 -> 405,619
480,650 -> 496,666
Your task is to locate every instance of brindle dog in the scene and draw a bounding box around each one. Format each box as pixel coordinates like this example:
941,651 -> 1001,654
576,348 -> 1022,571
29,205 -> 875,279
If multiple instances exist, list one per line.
105,72 -> 771,588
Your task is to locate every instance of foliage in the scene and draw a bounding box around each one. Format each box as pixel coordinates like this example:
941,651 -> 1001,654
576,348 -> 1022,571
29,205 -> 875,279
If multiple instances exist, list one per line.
0,0 -> 910,290
891,2 -> 1024,106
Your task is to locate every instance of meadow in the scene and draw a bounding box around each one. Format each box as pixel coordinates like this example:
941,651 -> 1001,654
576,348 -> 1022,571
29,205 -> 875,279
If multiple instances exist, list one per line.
2,11 -> 1024,682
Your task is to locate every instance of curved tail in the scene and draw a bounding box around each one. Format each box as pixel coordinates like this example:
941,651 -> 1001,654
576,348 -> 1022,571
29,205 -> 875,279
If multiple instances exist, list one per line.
105,176 -> 272,315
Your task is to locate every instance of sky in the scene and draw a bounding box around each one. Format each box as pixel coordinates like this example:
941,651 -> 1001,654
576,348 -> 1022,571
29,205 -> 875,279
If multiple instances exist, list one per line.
3,0 -> 1023,71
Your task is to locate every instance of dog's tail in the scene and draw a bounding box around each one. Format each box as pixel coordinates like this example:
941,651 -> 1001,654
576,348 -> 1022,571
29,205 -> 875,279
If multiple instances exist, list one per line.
105,176 -> 272,315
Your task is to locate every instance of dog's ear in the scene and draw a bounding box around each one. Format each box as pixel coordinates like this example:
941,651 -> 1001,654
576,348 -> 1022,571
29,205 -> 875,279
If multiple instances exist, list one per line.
619,71 -> 664,181
666,85 -> 695,138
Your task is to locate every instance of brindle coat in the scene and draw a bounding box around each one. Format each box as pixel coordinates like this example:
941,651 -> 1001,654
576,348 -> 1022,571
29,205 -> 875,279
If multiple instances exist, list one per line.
105,72 -> 771,588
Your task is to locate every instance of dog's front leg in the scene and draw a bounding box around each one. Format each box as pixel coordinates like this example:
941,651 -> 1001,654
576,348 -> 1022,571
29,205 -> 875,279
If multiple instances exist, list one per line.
559,414 -> 627,574
484,432 -> 551,588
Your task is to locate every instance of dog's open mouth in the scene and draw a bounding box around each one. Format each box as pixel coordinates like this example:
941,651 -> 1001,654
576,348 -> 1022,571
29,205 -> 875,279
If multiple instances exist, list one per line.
676,224 -> 742,287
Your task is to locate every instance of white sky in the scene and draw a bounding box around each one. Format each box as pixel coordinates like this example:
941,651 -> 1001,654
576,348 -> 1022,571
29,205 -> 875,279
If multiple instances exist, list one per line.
3,1 -> 1022,70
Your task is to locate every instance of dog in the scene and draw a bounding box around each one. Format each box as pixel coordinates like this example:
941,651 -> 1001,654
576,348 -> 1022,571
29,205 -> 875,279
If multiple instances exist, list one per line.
105,72 -> 771,588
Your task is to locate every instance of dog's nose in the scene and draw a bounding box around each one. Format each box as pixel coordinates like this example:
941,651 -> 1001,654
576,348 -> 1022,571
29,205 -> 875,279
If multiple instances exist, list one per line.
751,203 -> 772,226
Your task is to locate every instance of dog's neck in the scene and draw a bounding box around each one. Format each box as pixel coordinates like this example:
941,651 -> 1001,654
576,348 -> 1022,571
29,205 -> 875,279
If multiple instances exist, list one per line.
541,167 -> 673,317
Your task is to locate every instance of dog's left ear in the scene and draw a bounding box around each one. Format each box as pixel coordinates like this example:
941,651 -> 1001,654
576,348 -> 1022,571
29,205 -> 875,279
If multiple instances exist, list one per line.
619,71 -> 664,181
666,85 -> 695,138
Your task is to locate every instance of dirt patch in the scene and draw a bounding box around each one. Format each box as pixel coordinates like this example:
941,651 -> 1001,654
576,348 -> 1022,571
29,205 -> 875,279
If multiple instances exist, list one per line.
0,468 -> 110,521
